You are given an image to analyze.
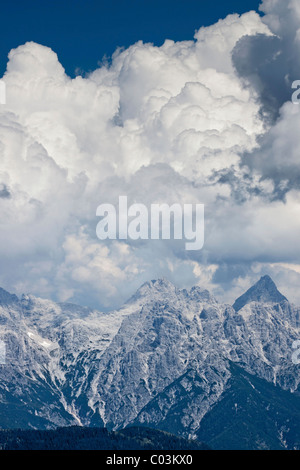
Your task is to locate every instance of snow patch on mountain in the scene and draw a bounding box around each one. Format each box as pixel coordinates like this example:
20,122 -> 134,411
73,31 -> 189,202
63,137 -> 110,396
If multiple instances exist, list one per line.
0,276 -> 299,435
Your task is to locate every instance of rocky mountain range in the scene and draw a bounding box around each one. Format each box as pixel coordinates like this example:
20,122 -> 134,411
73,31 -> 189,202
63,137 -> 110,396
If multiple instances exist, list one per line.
0,275 -> 299,449
0,426 -> 209,451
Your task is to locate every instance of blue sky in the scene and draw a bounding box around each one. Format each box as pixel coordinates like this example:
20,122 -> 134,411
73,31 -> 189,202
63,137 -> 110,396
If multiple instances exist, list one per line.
0,0 -> 261,77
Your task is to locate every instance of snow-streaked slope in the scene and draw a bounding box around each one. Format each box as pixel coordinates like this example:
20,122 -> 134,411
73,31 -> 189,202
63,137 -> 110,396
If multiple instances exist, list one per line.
0,277 -> 299,438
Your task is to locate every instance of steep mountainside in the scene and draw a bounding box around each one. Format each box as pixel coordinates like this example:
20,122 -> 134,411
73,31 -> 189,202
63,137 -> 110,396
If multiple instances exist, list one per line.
233,275 -> 288,312
196,364 -> 300,450
0,276 -> 299,449
0,426 -> 209,450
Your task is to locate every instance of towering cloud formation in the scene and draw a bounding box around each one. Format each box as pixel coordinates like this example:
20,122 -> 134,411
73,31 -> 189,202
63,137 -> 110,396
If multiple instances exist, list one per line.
0,0 -> 300,308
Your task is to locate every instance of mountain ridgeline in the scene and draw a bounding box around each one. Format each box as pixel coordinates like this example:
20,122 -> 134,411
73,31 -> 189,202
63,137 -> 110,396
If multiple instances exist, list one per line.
0,276 -> 299,450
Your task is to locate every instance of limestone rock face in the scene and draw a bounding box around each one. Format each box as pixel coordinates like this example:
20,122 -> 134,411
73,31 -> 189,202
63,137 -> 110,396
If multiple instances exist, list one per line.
233,275 -> 288,312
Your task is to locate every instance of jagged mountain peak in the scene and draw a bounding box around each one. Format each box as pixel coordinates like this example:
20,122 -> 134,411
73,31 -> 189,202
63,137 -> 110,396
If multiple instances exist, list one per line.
147,278 -> 175,290
128,278 -> 219,306
126,278 -> 177,303
0,287 -> 19,306
0,276 -> 300,447
233,275 -> 288,312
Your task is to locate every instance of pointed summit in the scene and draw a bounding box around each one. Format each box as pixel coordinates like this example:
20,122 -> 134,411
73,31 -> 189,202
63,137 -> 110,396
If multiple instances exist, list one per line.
0,287 -> 19,306
233,275 -> 288,312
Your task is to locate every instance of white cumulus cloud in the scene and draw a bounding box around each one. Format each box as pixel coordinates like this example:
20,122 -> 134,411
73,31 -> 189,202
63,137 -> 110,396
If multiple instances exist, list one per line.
1,1 -> 300,308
